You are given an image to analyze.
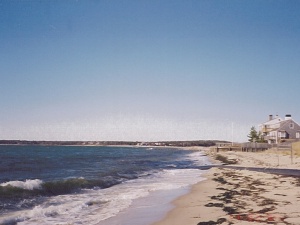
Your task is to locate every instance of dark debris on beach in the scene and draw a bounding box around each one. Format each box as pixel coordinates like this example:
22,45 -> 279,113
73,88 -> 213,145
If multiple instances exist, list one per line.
197,218 -> 228,225
198,168 -> 294,225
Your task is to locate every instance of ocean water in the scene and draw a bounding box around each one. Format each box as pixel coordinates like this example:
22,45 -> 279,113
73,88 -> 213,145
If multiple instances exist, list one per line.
0,145 -> 210,225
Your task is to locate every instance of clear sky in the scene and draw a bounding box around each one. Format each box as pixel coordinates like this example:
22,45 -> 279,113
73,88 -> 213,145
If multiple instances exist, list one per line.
1,0 -> 300,142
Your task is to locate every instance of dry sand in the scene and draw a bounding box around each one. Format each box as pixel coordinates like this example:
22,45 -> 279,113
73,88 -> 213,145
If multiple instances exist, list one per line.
152,149 -> 300,225
215,149 -> 300,169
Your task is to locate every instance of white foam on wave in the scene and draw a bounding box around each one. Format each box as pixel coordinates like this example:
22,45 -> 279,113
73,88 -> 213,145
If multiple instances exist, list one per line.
101,168 -> 207,225
0,179 -> 43,190
0,154 -> 209,225
186,150 -> 212,166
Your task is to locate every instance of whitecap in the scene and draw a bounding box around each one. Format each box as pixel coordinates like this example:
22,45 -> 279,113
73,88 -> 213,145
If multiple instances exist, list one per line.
0,179 -> 43,190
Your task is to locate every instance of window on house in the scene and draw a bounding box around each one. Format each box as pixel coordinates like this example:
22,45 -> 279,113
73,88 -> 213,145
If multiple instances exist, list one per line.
290,123 -> 294,129
279,132 -> 286,138
297,132 -> 300,139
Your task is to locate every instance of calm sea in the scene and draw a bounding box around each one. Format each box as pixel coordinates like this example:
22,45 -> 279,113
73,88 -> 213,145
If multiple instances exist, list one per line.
0,145 -> 210,225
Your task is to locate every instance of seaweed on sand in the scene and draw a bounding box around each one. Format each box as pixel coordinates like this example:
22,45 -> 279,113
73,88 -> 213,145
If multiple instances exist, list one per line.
205,202 -> 224,207
223,206 -> 238,214
258,198 -> 276,206
212,177 -> 228,185
255,206 -> 276,213
197,218 -> 227,225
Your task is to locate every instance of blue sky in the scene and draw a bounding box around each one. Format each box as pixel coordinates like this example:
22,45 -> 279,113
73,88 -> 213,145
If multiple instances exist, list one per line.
1,0 -> 300,142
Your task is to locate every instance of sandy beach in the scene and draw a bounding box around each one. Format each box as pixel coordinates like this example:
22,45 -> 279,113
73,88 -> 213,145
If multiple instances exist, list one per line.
152,149 -> 300,225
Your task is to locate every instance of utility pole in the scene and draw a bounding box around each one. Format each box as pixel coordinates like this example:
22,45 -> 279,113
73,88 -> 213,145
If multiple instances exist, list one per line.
291,144 -> 294,164
231,122 -> 234,146
276,142 -> 279,166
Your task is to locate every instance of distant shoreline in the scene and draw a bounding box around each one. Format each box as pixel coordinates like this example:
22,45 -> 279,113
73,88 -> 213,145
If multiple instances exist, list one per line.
0,140 -> 224,147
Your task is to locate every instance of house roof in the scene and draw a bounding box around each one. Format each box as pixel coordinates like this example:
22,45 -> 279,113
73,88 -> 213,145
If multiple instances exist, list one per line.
259,117 -> 283,126
276,119 -> 300,132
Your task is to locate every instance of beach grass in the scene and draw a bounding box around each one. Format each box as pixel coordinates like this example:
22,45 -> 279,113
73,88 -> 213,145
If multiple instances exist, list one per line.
214,154 -> 238,164
291,141 -> 300,156
293,148 -> 300,156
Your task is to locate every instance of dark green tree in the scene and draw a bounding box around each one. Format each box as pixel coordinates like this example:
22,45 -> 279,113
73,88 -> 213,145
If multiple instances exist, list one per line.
247,126 -> 259,142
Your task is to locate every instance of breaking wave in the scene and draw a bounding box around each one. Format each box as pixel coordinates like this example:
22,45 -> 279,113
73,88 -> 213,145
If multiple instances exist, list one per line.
1,179 -> 43,190
0,168 -> 206,225
0,177 -> 123,201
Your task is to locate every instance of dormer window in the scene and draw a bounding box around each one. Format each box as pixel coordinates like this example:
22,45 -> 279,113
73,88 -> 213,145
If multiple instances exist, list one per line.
290,123 -> 294,129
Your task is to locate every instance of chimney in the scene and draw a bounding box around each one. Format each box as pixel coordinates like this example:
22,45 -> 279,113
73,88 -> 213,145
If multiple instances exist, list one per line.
285,114 -> 292,120
269,115 -> 273,121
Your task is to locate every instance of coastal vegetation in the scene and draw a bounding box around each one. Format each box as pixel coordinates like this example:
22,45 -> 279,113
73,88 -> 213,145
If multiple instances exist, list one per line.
215,154 -> 238,165
247,126 -> 265,143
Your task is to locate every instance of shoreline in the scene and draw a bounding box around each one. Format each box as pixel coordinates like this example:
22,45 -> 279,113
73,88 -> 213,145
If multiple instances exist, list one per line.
152,150 -> 300,225
0,140 -> 218,149
0,144 -> 210,151
152,168 -> 225,225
